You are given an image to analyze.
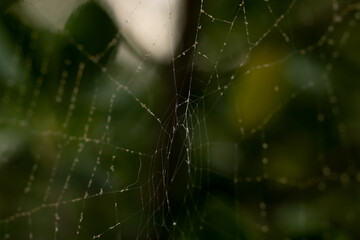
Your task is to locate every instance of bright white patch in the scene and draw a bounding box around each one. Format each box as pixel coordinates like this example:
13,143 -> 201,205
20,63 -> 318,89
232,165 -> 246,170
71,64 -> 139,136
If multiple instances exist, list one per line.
10,0 -> 87,30
11,0 -> 184,62
104,0 -> 184,62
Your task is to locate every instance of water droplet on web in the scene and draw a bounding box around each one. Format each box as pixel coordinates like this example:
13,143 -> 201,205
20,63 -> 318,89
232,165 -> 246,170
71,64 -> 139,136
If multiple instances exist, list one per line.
318,182 -> 327,191
279,177 -> 287,184
355,12 -> 360,20
340,173 -> 350,185
356,172 -> 360,182
317,114 -> 325,122
260,225 -> 269,232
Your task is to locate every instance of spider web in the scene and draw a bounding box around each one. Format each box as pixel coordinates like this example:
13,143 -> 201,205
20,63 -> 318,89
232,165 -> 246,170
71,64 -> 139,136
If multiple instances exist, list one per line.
1,0 -> 360,239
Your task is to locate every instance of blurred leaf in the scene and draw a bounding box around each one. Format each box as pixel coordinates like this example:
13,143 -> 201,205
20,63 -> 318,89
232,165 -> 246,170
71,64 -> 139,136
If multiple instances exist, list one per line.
65,1 -> 119,57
